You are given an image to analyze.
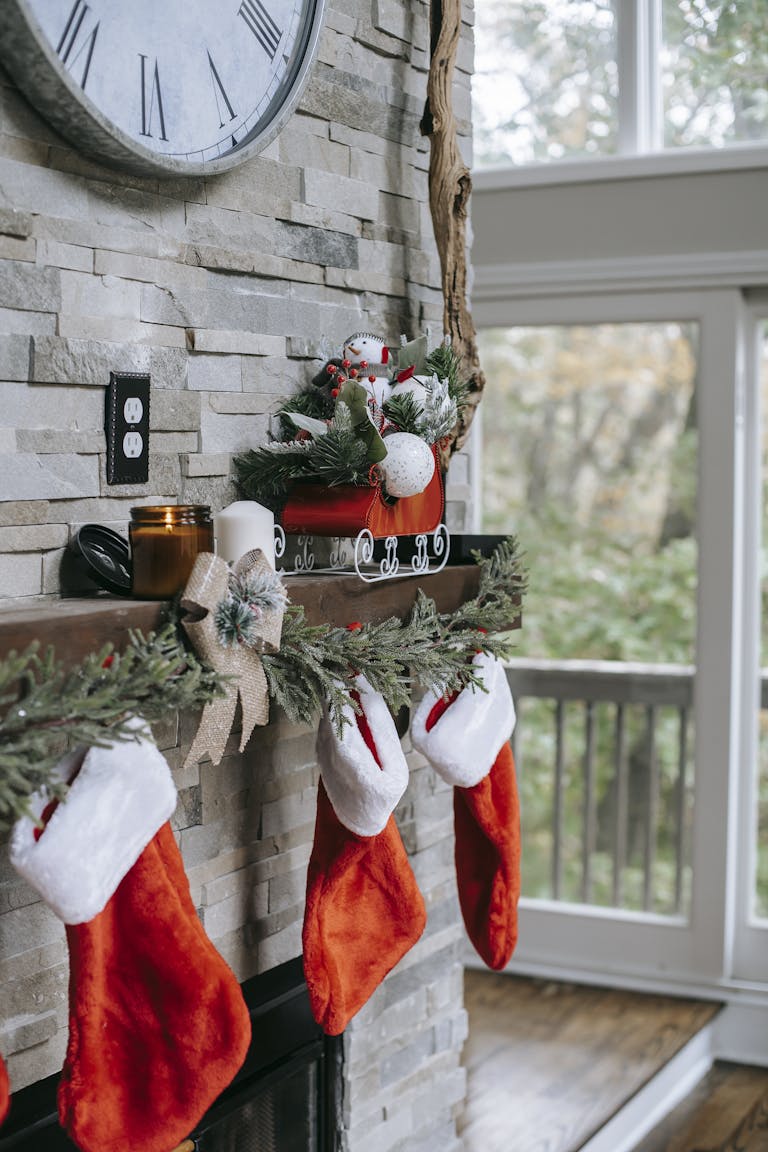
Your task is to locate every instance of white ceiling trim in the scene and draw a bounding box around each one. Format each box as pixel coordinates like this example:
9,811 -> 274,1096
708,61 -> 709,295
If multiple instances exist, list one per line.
471,249 -> 768,300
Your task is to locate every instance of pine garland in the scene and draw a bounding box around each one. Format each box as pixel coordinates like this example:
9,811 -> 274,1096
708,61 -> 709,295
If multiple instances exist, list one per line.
0,625 -> 224,834
0,538 -> 526,830
263,535 -> 526,732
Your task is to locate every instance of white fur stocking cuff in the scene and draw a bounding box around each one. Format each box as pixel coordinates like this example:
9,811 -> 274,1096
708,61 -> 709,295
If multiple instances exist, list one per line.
10,716 -> 177,924
318,676 -> 409,837
411,653 -> 516,788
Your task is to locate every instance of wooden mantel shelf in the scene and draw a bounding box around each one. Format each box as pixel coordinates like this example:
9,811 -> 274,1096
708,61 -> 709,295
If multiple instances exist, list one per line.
0,566 -> 484,665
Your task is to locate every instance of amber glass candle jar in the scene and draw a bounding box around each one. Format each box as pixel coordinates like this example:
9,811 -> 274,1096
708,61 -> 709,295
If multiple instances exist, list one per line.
129,505 -> 213,599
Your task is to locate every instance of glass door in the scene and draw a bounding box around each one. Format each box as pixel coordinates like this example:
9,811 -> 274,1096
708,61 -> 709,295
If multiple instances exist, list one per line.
732,300 -> 768,984
476,289 -> 747,986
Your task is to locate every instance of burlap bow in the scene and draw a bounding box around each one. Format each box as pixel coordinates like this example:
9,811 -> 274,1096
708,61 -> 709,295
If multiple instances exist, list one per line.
181,549 -> 284,768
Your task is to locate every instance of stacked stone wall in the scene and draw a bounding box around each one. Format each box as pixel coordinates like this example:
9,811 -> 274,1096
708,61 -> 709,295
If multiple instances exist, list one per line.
0,3 -> 475,1146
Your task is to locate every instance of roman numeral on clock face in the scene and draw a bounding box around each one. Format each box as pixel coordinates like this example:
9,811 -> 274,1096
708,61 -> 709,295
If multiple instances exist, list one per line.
138,55 -> 168,141
56,0 -> 99,90
207,52 -> 237,128
238,0 -> 283,61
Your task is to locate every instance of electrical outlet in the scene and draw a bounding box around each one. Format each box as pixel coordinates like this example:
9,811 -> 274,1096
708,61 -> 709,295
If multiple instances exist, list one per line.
123,396 -> 144,425
105,372 -> 151,484
122,431 -> 144,458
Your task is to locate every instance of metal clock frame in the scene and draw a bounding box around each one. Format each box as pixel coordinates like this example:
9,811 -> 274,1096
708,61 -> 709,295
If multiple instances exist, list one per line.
0,0 -> 326,177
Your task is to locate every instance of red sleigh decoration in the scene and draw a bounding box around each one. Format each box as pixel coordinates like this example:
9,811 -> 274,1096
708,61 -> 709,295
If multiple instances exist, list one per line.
280,448 -> 444,539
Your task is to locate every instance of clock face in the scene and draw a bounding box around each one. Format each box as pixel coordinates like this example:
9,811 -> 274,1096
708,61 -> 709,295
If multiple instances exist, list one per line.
0,0 -> 325,175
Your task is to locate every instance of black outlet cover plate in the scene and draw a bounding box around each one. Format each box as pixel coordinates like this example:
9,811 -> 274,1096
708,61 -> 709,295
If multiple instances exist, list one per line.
105,371 -> 150,485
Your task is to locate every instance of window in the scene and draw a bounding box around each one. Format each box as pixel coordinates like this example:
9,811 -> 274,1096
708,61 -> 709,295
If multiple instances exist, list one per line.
473,0 -> 768,172
472,1 -> 619,167
480,321 -> 698,915
662,0 -> 768,149
480,321 -> 698,667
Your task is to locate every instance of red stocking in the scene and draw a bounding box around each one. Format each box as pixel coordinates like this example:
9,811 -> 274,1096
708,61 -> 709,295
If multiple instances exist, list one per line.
303,677 -> 426,1035
8,724 -> 250,1152
412,653 -> 521,970
59,823 -> 251,1152
0,1054 -> 9,1127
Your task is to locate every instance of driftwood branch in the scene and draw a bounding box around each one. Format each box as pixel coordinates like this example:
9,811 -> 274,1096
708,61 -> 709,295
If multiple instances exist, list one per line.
421,0 -> 485,464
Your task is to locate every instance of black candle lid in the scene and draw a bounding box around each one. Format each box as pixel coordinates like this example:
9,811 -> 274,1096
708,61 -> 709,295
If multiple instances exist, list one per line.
71,525 -> 132,596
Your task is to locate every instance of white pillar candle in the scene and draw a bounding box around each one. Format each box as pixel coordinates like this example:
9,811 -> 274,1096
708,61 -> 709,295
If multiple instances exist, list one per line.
214,500 -> 275,567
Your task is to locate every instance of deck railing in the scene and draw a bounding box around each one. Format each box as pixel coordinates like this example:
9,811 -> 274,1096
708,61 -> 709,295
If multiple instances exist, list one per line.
504,658 -> 696,916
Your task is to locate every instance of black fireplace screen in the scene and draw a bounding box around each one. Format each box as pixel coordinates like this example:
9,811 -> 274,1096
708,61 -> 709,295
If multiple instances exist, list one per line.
0,958 -> 340,1152
196,1060 -> 319,1152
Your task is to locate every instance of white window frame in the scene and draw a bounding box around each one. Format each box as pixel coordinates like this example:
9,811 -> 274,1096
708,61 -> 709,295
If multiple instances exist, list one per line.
473,0 -> 768,190
732,293 -> 768,984
474,287 -> 768,999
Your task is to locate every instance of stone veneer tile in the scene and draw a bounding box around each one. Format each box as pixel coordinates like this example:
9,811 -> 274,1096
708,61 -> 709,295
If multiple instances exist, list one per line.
0,964 -> 68,1023
268,867 -> 308,915
256,918 -> 303,973
150,389 -> 200,431
32,334 -> 149,385
15,430 -> 104,454
7,1031 -> 68,1094
0,524 -> 68,551
182,452 -> 231,477
0,206 -> 34,239
1,452 -> 99,501
0,235 -> 34,262
0,261 -> 60,313
181,475 -> 237,507
0,307 -> 56,335
0,1010 -> 58,1055
0,158 -> 90,220
199,405 -> 269,455
0,333 -> 32,381
190,331 -> 285,356
187,354 -> 242,393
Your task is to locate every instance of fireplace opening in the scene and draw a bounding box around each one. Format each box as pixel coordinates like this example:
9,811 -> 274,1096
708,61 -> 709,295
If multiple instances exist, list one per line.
0,957 -> 341,1152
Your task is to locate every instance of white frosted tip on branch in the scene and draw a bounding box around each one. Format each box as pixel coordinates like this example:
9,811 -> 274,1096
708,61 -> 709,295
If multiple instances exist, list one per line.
264,439 -> 314,454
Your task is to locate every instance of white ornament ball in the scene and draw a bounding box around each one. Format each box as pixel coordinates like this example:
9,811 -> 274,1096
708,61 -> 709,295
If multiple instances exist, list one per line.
379,432 -> 435,498
388,373 -> 431,411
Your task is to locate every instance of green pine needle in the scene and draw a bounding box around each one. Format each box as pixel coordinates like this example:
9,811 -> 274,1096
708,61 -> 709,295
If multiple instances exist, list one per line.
382,393 -> 424,435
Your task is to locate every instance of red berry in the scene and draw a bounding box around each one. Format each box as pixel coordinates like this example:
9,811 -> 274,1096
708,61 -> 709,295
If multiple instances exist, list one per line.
341,358 -> 351,369
349,367 -> 358,378
327,363 -> 337,375
331,387 -> 339,397
368,374 -> 377,383
359,360 -> 368,370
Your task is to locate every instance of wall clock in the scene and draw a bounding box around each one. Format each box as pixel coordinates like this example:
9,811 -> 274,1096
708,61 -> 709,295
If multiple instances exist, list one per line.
0,0 -> 326,176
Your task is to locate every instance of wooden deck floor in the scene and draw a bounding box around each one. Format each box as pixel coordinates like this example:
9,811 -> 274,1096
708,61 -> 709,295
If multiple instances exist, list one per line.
634,1061 -> 768,1151
459,970 -> 721,1152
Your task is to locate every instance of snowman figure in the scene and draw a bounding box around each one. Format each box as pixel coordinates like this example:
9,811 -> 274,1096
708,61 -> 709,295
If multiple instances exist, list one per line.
341,331 -> 392,407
